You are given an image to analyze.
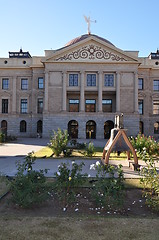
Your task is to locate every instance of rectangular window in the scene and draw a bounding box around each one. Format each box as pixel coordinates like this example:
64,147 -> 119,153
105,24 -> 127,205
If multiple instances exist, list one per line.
153,80 -> 159,91
2,99 -> 8,113
102,99 -> 112,112
87,74 -> 96,86
138,78 -> 143,90
85,99 -> 96,112
138,100 -> 143,115
153,101 -> 159,114
37,98 -> 43,114
69,74 -> 78,86
38,78 -> 44,89
21,99 -> 27,113
104,74 -> 114,87
2,79 -> 9,90
69,99 -> 79,112
21,79 -> 28,90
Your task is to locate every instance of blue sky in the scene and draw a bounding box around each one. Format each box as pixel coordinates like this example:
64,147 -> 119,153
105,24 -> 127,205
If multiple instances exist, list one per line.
0,0 -> 159,57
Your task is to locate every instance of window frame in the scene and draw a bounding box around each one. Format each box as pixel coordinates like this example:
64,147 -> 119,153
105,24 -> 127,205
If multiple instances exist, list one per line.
86,74 -> 96,87
138,78 -> 144,90
2,99 -> 8,113
102,99 -> 112,112
153,80 -> 159,91
21,99 -> 28,114
2,78 -> 9,90
21,79 -> 28,90
153,100 -> 159,115
85,99 -> 96,112
104,74 -> 114,87
138,99 -> 144,115
69,74 -> 78,87
37,98 -> 43,114
69,99 -> 79,112
38,77 -> 44,89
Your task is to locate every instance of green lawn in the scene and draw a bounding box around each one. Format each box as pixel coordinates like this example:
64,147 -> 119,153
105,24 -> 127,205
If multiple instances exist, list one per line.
34,146 -> 128,160
0,217 -> 159,240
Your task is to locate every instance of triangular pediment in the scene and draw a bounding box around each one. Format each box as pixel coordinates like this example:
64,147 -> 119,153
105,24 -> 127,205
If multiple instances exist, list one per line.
43,35 -> 139,63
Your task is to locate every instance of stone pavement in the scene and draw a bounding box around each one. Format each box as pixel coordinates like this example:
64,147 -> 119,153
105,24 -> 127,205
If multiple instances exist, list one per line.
0,137 -> 157,178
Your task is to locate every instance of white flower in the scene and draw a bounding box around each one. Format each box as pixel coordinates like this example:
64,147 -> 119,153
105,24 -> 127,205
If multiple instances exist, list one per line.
57,171 -> 61,176
63,207 -> 67,212
90,164 -> 95,170
114,173 -> 119,178
72,161 -> 75,165
96,161 -> 100,166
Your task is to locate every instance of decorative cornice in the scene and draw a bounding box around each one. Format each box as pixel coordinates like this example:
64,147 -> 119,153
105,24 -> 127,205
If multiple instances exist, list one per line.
55,45 -> 127,62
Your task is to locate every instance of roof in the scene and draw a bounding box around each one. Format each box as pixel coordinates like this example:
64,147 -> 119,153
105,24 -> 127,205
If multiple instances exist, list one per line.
64,34 -> 115,47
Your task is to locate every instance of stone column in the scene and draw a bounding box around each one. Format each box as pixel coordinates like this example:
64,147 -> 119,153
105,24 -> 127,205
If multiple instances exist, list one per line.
98,71 -> 103,112
80,71 -> 85,112
62,71 -> 67,111
44,71 -> 49,113
134,72 -> 138,113
12,76 -> 17,114
116,72 -> 121,112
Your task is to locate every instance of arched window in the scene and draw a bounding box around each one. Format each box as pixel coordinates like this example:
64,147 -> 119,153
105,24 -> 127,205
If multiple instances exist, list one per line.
68,120 -> 78,139
139,121 -> 144,134
37,120 -> 43,135
86,120 -> 96,139
154,122 -> 159,134
1,120 -> 7,136
104,120 -> 114,139
20,120 -> 27,132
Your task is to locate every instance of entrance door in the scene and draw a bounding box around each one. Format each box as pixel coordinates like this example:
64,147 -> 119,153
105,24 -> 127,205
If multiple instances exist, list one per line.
68,120 -> 78,139
104,120 -> 114,139
37,120 -> 43,137
86,120 -> 96,139
1,120 -> 7,137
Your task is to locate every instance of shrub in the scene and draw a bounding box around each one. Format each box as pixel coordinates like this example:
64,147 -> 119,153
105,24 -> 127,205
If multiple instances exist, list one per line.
0,131 -> 5,143
83,142 -> 95,157
130,134 -> 159,158
9,152 -> 50,208
48,128 -> 69,156
54,161 -> 87,207
90,161 -> 125,210
63,148 -> 73,157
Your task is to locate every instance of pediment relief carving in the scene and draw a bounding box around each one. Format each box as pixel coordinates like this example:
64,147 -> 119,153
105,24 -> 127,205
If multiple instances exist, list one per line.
55,44 -> 128,62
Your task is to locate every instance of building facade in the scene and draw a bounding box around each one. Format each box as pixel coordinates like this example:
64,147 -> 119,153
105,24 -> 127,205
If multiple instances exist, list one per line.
0,34 -> 159,139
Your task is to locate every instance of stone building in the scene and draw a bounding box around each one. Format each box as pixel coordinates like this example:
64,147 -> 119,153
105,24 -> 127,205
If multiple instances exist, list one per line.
0,34 -> 159,139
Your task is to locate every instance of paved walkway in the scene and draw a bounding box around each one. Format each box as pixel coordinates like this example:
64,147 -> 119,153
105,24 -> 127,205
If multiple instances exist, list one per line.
0,137 -> 158,178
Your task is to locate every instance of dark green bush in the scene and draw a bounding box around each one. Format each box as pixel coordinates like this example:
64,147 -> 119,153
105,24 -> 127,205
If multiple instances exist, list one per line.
10,152 -> 50,208
90,162 -> 125,210
54,161 -> 87,206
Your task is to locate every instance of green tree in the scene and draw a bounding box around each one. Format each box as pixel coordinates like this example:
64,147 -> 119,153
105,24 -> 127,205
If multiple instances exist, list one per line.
48,128 -> 69,156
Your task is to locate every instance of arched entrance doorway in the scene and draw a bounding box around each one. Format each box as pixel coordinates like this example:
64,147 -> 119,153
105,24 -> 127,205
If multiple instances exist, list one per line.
37,120 -> 43,137
139,121 -> 144,134
68,120 -> 78,139
86,120 -> 96,139
104,120 -> 114,139
1,120 -> 7,136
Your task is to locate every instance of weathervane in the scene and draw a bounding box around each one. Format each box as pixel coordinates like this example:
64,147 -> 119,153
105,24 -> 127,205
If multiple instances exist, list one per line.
84,15 -> 96,35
